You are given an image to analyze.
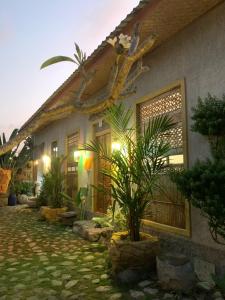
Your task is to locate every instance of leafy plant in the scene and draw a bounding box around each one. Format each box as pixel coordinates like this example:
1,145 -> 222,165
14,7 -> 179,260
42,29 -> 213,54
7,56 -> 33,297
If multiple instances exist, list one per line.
92,217 -> 112,228
40,43 -> 86,69
38,156 -> 65,208
0,130 -> 33,193
170,159 -> 225,244
92,205 -> 126,231
192,94 -> 225,158
37,175 -> 49,207
14,181 -> 34,196
171,93 -> 225,244
84,103 -> 174,241
212,274 -> 225,295
61,187 -> 88,219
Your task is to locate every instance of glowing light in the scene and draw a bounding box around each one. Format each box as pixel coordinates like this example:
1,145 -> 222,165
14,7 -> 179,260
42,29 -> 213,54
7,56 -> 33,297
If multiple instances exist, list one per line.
42,155 -> 51,172
84,157 -> 93,171
74,150 -> 80,162
169,154 -> 184,165
34,160 -> 39,166
112,142 -> 121,152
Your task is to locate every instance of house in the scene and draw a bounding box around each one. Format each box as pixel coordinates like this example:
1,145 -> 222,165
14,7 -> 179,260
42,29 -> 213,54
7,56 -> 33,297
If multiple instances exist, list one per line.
1,0 -> 225,271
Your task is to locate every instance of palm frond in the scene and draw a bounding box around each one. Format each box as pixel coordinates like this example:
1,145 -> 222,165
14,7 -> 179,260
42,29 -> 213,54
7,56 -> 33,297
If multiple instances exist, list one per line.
105,103 -> 134,142
40,56 -> 75,69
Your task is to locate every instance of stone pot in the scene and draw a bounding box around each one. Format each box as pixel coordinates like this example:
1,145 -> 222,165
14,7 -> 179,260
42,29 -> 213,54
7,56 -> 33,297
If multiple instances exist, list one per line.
109,231 -> 160,283
40,206 -> 67,222
0,168 -> 11,194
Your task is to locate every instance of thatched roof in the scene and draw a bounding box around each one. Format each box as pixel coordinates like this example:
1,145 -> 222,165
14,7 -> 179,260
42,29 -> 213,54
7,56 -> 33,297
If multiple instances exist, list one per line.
0,0 -> 222,155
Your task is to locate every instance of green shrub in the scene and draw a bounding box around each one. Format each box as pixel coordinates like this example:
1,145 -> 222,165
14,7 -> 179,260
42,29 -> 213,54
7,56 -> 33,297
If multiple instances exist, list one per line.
171,93 -> 225,244
192,94 -> 225,137
37,156 -> 65,208
92,206 -> 126,231
192,94 -> 225,158
171,159 -> 225,243
14,181 -> 34,196
61,187 -> 88,219
37,175 -> 49,207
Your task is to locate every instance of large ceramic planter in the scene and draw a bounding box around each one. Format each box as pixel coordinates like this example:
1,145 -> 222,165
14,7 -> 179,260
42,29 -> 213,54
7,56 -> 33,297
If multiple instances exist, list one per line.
109,231 -> 160,283
40,206 -> 67,223
0,168 -> 11,194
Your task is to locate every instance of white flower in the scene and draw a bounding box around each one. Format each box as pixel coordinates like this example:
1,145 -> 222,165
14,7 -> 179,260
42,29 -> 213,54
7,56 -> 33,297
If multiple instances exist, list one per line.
118,33 -> 131,49
107,37 -> 117,47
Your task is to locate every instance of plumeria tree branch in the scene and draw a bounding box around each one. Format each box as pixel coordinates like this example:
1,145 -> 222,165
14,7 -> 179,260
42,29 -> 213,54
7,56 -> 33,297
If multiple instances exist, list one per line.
0,26 -> 156,155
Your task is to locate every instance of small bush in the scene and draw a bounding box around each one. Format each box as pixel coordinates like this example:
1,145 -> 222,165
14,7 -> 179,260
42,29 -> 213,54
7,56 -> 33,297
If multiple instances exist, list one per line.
171,159 -> 225,243
192,94 -> 225,137
37,157 -> 65,208
171,93 -> 225,244
14,181 -> 34,196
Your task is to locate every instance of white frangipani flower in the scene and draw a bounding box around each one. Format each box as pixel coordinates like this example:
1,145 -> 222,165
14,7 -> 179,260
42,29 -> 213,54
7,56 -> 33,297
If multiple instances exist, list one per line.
107,37 -> 117,47
118,33 -> 131,49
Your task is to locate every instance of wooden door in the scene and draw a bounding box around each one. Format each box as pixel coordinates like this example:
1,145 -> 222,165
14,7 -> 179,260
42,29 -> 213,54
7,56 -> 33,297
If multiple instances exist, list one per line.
94,131 -> 111,213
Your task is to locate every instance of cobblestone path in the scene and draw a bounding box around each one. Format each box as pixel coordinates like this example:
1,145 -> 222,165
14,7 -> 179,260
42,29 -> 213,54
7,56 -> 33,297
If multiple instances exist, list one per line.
0,206 -> 128,300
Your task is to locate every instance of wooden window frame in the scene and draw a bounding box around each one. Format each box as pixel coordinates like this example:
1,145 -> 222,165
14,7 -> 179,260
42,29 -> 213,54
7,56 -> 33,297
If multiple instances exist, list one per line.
91,119 -> 111,213
64,130 -> 80,196
51,140 -> 58,158
135,79 -> 191,237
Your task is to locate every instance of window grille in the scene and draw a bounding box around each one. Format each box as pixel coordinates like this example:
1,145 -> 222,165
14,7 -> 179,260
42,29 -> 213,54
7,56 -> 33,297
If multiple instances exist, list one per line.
137,87 -> 186,229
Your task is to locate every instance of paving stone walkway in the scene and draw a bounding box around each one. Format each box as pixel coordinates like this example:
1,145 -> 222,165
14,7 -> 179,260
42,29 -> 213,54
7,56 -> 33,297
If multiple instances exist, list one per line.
0,206 -> 205,300
0,206 -> 128,300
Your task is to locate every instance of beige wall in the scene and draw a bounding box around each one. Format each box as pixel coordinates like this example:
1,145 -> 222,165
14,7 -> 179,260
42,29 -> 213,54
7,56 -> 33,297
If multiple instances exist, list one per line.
33,2 -> 225,254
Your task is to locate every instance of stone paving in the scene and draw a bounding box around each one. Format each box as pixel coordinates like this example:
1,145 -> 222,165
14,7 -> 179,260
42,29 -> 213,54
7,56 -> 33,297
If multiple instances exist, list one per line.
1,206 -> 222,300
0,206 -> 127,300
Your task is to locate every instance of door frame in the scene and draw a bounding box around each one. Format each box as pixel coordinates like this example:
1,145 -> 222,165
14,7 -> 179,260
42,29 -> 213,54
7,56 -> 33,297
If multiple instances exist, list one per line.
92,124 -> 111,213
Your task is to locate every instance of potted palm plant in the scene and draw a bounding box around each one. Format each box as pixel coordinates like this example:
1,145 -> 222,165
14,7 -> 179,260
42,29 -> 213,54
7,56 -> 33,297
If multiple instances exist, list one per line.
84,103 -> 174,281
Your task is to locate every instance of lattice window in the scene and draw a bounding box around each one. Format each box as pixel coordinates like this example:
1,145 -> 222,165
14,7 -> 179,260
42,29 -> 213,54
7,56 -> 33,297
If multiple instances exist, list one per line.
137,86 -> 186,230
138,87 -> 183,153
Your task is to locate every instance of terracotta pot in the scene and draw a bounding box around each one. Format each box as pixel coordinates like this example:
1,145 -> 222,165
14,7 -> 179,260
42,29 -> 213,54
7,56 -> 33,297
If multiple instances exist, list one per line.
40,206 -> 67,222
109,231 -> 160,281
0,169 -> 11,194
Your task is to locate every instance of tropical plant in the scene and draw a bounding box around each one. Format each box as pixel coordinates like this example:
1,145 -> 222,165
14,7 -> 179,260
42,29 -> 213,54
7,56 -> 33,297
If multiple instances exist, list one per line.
40,43 -> 86,69
37,175 -> 49,207
171,93 -> 225,244
0,130 -> 33,193
84,103 -> 174,241
61,187 -> 88,219
0,129 -> 19,169
38,156 -> 65,208
92,205 -> 126,231
14,181 -> 34,196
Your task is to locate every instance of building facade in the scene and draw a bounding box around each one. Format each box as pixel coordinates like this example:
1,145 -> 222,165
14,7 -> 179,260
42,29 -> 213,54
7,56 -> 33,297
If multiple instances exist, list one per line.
5,0 -> 225,271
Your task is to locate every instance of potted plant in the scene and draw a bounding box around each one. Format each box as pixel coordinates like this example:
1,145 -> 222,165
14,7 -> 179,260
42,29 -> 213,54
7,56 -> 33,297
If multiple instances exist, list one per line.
39,156 -> 67,222
84,103 -> 174,281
